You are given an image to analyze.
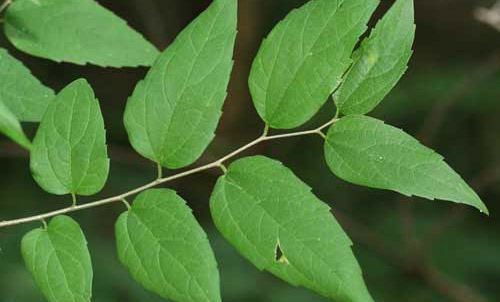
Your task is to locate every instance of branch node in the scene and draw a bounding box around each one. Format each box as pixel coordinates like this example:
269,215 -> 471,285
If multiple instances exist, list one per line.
218,163 -> 228,174
0,120 -> 336,229
121,198 -> 131,210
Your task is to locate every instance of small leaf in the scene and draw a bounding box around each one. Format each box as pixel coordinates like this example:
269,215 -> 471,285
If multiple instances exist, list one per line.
324,115 -> 488,214
30,79 -> 109,196
334,0 -> 415,115
116,189 -> 221,302
4,0 -> 159,67
0,100 -> 31,149
210,156 -> 374,302
21,215 -> 93,302
124,0 -> 237,169
248,0 -> 378,129
0,48 -> 55,122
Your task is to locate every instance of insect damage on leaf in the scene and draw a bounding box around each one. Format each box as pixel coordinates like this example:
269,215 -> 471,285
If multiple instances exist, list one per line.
274,242 -> 289,265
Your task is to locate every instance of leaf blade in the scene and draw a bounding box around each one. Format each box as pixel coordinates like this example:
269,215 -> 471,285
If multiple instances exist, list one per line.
210,155 -> 374,302
4,0 -> 159,67
334,0 -> 415,115
248,0 -> 379,129
124,0 -> 237,169
0,48 -> 55,122
21,215 -> 93,302
324,115 -> 488,214
0,100 -> 31,149
116,189 -> 221,302
30,79 -> 109,196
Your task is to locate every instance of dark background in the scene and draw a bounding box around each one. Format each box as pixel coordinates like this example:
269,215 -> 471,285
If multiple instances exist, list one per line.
1,0 -> 500,301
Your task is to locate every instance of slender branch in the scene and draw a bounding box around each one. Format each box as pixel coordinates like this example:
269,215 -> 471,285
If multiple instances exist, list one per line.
335,209 -> 488,302
418,51 -> 500,145
0,119 -> 336,229
416,264 -> 488,302
393,52 -> 500,301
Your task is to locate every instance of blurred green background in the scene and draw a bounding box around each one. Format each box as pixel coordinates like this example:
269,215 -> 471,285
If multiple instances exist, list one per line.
1,0 -> 500,301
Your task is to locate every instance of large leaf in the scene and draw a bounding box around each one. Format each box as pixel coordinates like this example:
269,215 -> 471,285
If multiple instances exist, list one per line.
4,0 -> 159,67
0,48 -> 55,122
0,100 -> 31,149
21,215 -> 93,302
30,79 -> 109,196
210,156 -> 374,302
124,0 -> 237,169
248,0 -> 378,129
334,0 -> 415,115
324,115 -> 488,214
116,189 -> 221,302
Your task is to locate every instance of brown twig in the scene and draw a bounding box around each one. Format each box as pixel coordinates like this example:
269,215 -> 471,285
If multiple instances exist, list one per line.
394,51 -> 500,301
334,210 -> 488,302
417,264 -> 487,302
398,51 -> 500,246
130,0 -> 169,49
418,52 -> 500,145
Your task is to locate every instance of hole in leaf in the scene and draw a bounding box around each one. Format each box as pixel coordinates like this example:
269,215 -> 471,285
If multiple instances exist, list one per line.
274,242 -> 289,265
275,243 -> 283,261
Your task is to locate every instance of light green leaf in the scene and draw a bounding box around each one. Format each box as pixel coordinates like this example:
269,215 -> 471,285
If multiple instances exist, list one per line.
324,115 -> 488,214
0,100 -> 31,149
116,189 -> 221,302
248,0 -> 379,129
4,0 -> 159,67
210,156 -> 374,302
21,215 -> 93,302
0,48 -> 55,122
30,79 -> 109,196
124,0 -> 237,169
334,0 -> 415,115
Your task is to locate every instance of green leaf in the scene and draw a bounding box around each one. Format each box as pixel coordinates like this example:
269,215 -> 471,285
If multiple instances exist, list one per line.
0,100 -> 31,149
21,215 -> 93,302
248,0 -> 379,129
30,79 -> 109,196
4,0 -> 159,67
124,0 -> 237,169
210,156 -> 374,302
324,115 -> 488,214
0,48 -> 55,122
116,189 -> 221,302
334,0 -> 415,115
